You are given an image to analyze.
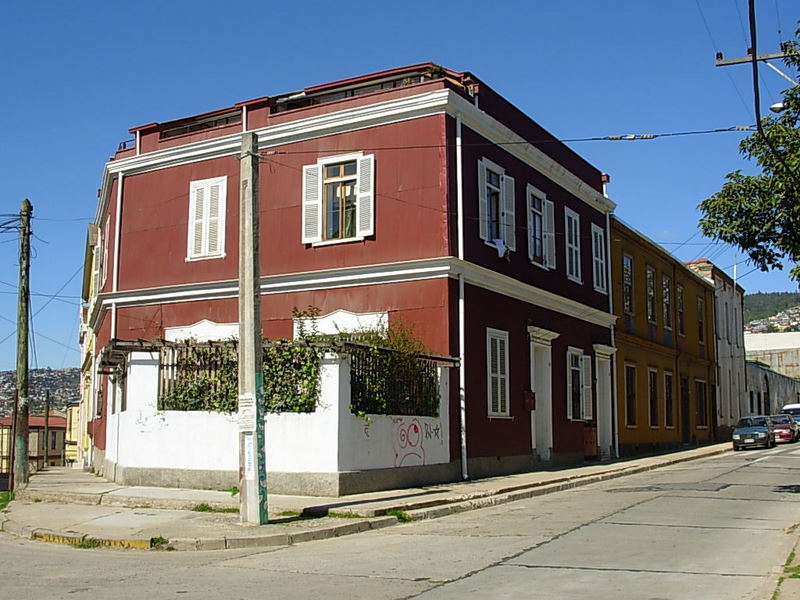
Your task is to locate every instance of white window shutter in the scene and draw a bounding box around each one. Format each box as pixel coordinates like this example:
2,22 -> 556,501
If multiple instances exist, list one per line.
302,164 -> 322,243
498,336 -> 508,414
502,175 -> 515,251
582,355 -> 593,420
478,159 -> 488,241
356,154 -> 375,237
544,199 -> 556,269
526,192 -> 534,262
92,245 -> 101,296
207,182 -> 222,255
566,354 -> 573,421
191,186 -> 205,257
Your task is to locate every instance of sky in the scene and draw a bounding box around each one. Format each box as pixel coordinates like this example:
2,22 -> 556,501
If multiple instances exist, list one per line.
0,0 -> 797,372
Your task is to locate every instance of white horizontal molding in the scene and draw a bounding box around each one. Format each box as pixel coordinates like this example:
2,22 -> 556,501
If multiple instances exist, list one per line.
93,256 -> 614,329
98,88 -> 612,222
457,260 -> 617,328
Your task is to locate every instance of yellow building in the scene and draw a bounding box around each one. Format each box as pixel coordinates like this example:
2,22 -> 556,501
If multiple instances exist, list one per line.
611,217 -> 717,456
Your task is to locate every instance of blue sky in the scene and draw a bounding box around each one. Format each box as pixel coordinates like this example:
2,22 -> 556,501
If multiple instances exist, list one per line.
0,0 -> 797,371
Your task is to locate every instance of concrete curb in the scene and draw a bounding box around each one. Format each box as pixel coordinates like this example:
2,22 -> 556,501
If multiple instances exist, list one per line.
0,445 -> 730,552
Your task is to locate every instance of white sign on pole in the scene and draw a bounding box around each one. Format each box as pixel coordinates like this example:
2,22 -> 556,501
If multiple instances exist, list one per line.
238,393 -> 256,432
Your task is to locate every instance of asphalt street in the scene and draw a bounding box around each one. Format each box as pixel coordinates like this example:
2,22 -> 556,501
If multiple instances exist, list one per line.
3,445 -> 799,599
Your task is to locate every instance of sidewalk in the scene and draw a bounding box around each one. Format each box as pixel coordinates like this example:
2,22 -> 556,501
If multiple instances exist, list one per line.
0,443 -> 732,552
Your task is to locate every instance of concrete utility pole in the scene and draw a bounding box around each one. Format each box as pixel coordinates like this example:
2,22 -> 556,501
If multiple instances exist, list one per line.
43,390 -> 50,467
13,199 -> 32,490
237,132 -> 268,524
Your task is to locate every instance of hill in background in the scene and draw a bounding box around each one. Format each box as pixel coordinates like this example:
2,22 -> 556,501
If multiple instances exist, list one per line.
743,292 -> 800,324
0,367 -> 79,417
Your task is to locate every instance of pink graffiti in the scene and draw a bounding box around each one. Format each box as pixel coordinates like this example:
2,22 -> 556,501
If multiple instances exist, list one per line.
393,418 -> 425,467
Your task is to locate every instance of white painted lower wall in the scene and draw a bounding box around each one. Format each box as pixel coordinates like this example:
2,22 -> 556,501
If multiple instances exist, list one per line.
104,351 -> 450,479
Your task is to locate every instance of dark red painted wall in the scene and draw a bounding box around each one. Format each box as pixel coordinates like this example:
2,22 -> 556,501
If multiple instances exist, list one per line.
117,115 -> 448,292
457,121 -> 610,313
462,283 -> 611,459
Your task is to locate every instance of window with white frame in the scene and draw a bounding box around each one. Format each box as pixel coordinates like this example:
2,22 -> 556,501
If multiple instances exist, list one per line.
676,284 -> 685,335
478,158 -> 516,253
663,275 -> 672,330
623,254 -> 634,314
646,266 -> 656,323
564,208 -> 581,283
487,329 -> 509,417
695,379 -> 708,427
590,223 -> 607,293
648,367 -> 659,427
697,296 -> 705,343
187,176 -> 227,260
625,363 -> 637,427
664,370 -> 674,428
101,214 -> 110,288
526,185 -> 555,268
302,153 -> 374,244
566,348 -> 592,421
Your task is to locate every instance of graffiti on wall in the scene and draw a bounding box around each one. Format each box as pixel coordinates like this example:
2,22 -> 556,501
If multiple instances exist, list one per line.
392,418 -> 425,467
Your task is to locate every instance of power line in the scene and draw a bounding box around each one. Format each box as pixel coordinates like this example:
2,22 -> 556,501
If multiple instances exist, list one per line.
259,125 -> 756,158
694,0 -> 753,116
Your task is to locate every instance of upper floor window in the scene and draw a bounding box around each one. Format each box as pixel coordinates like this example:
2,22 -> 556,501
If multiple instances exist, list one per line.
725,301 -> 731,342
566,348 -> 593,421
478,158 -> 516,254
564,208 -> 581,283
188,176 -> 227,261
302,153 -> 375,245
487,328 -> 510,417
676,284 -> 685,335
101,215 -> 110,288
697,297 -> 705,343
663,275 -> 672,330
591,224 -> 607,294
646,266 -> 656,323
623,254 -> 634,314
526,185 -> 555,268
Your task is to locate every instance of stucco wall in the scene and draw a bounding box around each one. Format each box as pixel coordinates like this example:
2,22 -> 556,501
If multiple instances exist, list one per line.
103,352 -> 450,492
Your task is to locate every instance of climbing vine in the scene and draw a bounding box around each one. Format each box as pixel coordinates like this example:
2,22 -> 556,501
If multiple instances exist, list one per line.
157,307 -> 442,418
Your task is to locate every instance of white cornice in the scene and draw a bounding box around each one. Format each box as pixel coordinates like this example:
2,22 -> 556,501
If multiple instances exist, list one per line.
447,93 -> 615,214
457,261 -> 616,328
97,88 -> 613,221
90,256 -> 615,330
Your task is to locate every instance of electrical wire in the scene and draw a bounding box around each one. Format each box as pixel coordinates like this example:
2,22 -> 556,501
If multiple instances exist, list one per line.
695,0 -> 754,117
748,0 -> 800,188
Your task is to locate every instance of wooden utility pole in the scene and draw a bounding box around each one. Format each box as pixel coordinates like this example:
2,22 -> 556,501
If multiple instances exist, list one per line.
13,199 -> 32,490
43,390 -> 50,467
237,132 -> 267,524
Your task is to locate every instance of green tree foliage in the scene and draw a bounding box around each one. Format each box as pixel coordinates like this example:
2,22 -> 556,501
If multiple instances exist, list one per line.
698,28 -> 800,281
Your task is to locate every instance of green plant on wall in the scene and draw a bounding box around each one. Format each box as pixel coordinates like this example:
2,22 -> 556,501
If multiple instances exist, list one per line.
159,340 -> 238,412
156,306 -> 440,418
262,306 -> 324,413
346,322 -> 440,418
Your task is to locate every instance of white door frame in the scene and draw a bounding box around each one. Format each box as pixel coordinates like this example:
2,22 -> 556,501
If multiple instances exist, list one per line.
529,326 -> 559,463
593,344 -> 616,460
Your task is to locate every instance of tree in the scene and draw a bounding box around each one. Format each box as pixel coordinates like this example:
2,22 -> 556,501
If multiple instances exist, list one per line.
698,28 -> 800,281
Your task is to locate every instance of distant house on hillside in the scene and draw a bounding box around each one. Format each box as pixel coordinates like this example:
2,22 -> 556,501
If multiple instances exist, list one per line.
0,413 -> 67,484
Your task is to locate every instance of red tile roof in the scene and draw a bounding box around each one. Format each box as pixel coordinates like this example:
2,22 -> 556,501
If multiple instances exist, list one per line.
0,415 -> 66,429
